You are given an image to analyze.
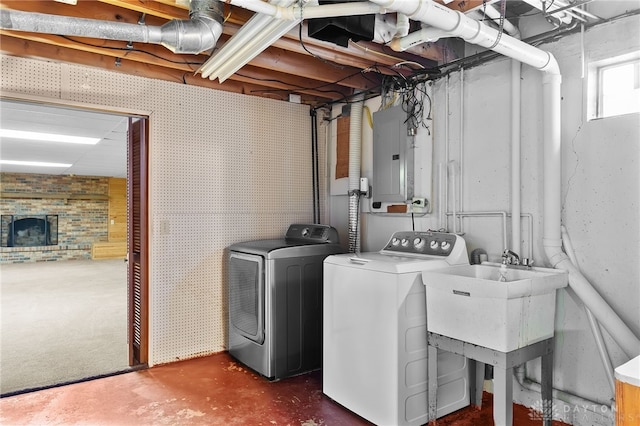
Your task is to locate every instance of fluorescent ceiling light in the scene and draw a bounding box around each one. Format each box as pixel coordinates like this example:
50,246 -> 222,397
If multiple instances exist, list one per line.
0,129 -> 101,145
0,160 -> 73,168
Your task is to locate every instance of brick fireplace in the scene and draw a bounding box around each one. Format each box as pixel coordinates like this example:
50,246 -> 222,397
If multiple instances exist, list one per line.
0,173 -> 111,263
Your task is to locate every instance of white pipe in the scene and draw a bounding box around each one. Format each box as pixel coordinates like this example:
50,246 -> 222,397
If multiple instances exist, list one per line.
222,0 -> 383,20
459,68 -> 464,221
448,160 -> 458,233
446,210 -> 508,251
439,163 -> 446,230
483,4 -> 523,257
511,59 -> 521,254
515,366 -> 615,420
561,226 -> 616,394
396,13 -> 410,37
444,76 -> 450,232
368,0 -> 560,74
389,26 -> 448,51
223,0 -> 284,17
348,94 -> 365,253
296,2 -> 384,19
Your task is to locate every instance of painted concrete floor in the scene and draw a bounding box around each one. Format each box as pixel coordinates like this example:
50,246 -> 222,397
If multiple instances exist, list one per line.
0,352 -> 569,425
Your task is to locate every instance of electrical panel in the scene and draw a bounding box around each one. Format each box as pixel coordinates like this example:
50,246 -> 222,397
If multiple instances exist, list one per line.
372,104 -> 414,203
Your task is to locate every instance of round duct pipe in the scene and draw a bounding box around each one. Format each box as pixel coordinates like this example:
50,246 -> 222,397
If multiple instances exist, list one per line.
0,0 -> 223,55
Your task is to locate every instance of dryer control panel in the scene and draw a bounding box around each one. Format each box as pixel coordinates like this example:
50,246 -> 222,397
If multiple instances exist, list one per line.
381,231 -> 461,257
285,223 -> 340,244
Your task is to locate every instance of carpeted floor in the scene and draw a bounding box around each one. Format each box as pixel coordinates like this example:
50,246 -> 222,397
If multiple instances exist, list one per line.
0,259 -> 130,395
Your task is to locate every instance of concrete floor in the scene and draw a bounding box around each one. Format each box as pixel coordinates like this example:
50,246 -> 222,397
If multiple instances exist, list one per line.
0,352 -> 570,426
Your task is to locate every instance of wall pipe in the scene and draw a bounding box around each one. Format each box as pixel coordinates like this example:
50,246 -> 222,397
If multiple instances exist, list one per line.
348,94 -> 365,253
444,211 -> 534,259
484,3 -> 524,257
561,225 -> 616,394
0,1 -> 224,54
388,25 -> 449,51
510,59 -> 522,255
438,164 -> 444,229
444,76 -> 450,232
514,364 -> 615,421
459,68 -> 464,224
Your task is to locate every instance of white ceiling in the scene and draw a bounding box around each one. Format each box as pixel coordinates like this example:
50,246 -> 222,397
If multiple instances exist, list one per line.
0,100 -> 128,178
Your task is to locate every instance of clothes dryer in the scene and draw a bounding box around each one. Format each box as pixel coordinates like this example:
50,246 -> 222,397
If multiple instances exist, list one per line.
228,224 -> 344,380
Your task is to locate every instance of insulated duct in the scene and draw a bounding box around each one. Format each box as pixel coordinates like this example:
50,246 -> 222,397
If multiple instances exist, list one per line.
0,0 -> 223,54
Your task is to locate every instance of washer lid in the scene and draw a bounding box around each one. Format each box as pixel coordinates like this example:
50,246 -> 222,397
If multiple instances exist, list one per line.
324,252 -> 457,274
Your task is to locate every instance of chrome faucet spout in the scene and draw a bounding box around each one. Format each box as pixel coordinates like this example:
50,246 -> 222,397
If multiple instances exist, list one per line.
502,249 -> 520,265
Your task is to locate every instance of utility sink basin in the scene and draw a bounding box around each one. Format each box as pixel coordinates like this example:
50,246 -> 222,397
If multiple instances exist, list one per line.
422,263 -> 568,352
423,263 -> 569,299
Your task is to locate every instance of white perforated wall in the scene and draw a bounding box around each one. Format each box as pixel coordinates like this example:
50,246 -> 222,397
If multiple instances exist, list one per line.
1,55 -> 315,364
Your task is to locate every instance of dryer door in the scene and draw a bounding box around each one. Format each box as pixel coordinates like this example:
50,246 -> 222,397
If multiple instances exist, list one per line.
229,252 -> 265,344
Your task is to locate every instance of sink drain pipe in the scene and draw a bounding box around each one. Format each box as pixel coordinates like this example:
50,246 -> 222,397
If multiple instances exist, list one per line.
0,0 -> 224,54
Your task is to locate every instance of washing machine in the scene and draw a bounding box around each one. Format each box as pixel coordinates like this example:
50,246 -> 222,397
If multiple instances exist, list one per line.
323,230 -> 471,425
227,224 -> 345,380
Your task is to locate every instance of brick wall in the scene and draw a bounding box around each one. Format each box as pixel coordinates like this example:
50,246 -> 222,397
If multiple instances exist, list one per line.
1,173 -> 109,263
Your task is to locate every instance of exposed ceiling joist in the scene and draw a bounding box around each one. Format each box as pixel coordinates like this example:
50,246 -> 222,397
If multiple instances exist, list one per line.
0,0 -> 450,106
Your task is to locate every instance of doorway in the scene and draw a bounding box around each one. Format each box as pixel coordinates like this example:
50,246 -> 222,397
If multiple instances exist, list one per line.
0,98 -> 149,395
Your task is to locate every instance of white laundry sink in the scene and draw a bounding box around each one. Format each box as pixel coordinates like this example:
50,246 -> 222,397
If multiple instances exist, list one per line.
422,263 -> 568,352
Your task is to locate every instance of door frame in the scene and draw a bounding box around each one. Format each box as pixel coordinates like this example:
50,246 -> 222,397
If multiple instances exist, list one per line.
1,93 -> 151,368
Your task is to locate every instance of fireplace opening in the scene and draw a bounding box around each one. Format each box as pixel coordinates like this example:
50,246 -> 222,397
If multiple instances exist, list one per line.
1,215 -> 58,247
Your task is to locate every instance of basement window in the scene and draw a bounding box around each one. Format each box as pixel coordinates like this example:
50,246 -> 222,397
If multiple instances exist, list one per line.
589,53 -> 640,120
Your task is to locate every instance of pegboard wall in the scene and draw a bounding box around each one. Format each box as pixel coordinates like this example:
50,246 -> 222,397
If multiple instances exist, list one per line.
1,55 -> 316,365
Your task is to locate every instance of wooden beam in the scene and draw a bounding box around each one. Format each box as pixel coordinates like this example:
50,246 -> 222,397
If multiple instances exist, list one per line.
240,44 -> 382,91
0,31 -> 347,101
0,36 -> 333,105
0,0 -> 171,25
96,0 -> 188,20
435,0 -> 497,13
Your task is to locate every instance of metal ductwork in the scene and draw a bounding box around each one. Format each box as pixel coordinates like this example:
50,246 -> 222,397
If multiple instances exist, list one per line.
0,0 -> 223,55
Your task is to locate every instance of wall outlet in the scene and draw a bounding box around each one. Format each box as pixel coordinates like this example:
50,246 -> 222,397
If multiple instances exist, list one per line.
412,197 -> 427,208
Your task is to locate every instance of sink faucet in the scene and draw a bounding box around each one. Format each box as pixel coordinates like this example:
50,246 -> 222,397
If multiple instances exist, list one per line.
502,249 -> 520,266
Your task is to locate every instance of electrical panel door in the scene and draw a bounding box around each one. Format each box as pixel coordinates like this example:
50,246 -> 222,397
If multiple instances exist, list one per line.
372,104 -> 414,203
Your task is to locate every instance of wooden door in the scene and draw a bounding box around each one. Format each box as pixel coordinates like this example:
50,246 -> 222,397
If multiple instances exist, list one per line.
128,117 -> 149,366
